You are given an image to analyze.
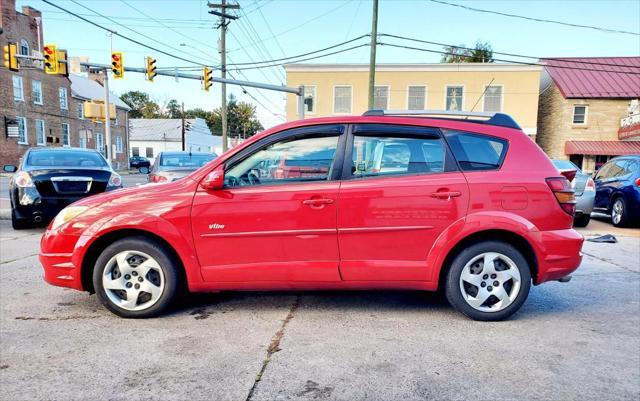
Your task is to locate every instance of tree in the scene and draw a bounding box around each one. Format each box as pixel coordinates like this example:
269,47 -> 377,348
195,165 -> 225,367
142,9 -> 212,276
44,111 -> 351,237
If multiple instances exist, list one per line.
207,94 -> 263,138
164,99 -> 182,119
120,91 -> 162,118
441,40 -> 494,63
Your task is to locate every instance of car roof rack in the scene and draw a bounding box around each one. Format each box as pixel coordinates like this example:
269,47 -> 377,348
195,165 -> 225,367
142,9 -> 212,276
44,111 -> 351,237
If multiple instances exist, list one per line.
361,109 -> 521,130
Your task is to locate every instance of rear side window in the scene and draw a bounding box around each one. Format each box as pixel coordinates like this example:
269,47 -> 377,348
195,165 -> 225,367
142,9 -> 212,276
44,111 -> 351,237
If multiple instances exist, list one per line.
445,131 -> 508,171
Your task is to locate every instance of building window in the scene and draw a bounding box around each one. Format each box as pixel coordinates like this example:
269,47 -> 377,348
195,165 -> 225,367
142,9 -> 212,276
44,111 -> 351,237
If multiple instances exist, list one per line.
115,135 -> 123,153
17,117 -> 27,145
146,147 -> 153,158
373,86 -> 389,110
19,39 -> 29,56
333,86 -> 352,113
13,75 -> 24,101
446,86 -> 464,111
408,86 -> 426,110
95,132 -> 104,154
132,147 -> 140,157
79,135 -> 87,149
483,85 -> 503,113
59,88 -> 68,110
573,105 -> 587,124
32,80 -> 43,105
304,86 -> 316,114
62,123 -> 70,147
36,120 -> 46,146
77,102 -> 85,119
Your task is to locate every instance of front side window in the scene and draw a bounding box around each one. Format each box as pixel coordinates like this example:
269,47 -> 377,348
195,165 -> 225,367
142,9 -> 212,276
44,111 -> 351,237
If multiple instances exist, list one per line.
226,135 -> 339,187
304,86 -> 316,113
334,86 -> 352,113
13,75 -> 23,101
408,85 -> 426,110
62,123 -> 70,146
35,120 -> 46,146
32,80 -> 43,105
446,86 -> 464,111
373,86 -> 389,110
17,117 -> 27,144
59,88 -> 68,110
445,131 -> 508,171
483,85 -> 503,113
351,135 -> 445,178
573,105 -> 587,124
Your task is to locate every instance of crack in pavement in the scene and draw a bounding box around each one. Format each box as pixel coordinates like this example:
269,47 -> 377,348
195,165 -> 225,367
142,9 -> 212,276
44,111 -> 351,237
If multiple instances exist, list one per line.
583,251 -> 639,273
0,253 -> 39,265
245,296 -> 300,401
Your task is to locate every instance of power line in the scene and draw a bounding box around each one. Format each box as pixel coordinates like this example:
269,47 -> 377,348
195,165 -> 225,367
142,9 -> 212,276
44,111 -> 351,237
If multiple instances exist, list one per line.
41,9 -> 218,24
429,0 -> 639,36
46,17 -> 216,30
41,0 -> 210,67
380,33 -> 640,69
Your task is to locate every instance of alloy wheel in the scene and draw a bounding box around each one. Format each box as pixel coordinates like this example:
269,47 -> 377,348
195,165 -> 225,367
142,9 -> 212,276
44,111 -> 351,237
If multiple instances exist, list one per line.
459,252 -> 522,313
612,199 -> 623,225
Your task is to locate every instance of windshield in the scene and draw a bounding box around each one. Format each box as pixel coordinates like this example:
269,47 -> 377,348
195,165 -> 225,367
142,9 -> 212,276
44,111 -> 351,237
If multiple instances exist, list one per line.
159,153 -> 215,168
27,150 -> 108,168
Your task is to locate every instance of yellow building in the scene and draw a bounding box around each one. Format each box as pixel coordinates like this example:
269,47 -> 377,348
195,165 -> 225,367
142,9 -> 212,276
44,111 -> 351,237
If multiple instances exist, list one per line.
285,63 -> 541,138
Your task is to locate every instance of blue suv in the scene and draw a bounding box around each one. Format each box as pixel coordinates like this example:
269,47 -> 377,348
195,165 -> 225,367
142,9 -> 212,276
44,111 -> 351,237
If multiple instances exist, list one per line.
593,155 -> 640,227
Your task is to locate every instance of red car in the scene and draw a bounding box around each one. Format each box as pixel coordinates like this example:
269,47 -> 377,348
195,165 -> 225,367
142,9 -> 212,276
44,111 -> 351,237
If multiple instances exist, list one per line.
40,110 -> 583,321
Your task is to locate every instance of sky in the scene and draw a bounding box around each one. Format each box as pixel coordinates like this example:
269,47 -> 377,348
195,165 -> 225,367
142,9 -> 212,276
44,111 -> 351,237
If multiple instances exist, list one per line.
16,0 -> 640,130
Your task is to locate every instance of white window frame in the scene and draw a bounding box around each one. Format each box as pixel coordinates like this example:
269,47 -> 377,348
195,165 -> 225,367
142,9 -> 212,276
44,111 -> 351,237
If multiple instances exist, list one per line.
303,85 -> 317,114
62,123 -> 70,147
406,85 -> 428,110
19,39 -> 29,56
373,85 -> 390,110
79,134 -> 87,149
95,132 -> 104,154
35,119 -> 46,146
333,85 -> 353,114
17,117 -> 28,145
115,135 -> 123,153
445,85 -> 465,111
59,87 -> 68,110
32,80 -> 43,105
13,75 -> 24,101
481,84 -> 504,113
77,102 -> 85,119
572,105 -> 588,125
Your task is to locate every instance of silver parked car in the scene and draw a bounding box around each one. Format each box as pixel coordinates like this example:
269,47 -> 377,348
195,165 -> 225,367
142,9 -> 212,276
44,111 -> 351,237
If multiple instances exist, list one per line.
552,159 -> 595,227
145,151 -> 217,183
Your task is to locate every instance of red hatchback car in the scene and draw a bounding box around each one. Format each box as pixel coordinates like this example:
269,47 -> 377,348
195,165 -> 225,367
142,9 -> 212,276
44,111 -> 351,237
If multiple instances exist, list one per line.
40,110 -> 584,321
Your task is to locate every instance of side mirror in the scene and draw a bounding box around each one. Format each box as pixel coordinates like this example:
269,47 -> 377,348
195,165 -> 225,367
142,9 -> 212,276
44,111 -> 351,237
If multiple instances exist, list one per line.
138,166 -> 149,174
3,165 -> 17,173
200,165 -> 225,190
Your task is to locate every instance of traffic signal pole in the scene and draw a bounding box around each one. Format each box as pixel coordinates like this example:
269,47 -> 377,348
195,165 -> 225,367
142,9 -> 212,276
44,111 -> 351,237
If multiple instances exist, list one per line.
103,69 -> 113,165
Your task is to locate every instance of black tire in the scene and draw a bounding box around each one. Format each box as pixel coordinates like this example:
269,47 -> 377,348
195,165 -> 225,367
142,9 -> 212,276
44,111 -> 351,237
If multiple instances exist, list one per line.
573,214 -> 591,227
610,197 -> 630,228
11,208 -> 30,230
445,240 -> 531,321
93,236 -> 180,318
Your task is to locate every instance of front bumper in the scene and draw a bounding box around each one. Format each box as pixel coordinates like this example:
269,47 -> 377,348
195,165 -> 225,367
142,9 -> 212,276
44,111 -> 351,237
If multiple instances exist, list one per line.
535,228 -> 584,284
40,229 -> 84,290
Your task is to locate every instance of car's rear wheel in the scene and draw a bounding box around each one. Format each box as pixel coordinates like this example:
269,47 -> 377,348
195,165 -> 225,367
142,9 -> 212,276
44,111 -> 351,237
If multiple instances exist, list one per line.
445,241 -> 531,321
93,237 -> 180,318
11,208 -> 30,230
574,214 -> 591,227
611,197 -> 630,227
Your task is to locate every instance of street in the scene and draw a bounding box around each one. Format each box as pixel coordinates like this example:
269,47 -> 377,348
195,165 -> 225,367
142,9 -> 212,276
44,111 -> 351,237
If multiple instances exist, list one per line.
0,218 -> 638,400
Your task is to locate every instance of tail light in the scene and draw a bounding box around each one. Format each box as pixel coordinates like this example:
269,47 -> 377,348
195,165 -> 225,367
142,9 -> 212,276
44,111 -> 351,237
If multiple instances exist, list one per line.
635,177 -> 640,187
150,174 -> 167,183
546,177 -> 576,215
107,172 -> 122,187
585,177 -> 596,192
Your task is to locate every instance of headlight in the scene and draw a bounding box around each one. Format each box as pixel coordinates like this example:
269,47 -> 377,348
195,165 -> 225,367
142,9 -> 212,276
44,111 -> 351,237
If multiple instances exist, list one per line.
108,172 -> 122,187
51,206 -> 89,230
14,171 -> 34,187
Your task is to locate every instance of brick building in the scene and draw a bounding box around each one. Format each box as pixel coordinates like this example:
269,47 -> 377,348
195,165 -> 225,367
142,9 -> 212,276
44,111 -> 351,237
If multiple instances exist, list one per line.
1,0 -> 130,169
536,57 -> 640,173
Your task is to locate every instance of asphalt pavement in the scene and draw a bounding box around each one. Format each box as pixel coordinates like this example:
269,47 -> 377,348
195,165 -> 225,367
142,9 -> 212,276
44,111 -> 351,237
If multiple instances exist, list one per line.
0,218 -> 638,401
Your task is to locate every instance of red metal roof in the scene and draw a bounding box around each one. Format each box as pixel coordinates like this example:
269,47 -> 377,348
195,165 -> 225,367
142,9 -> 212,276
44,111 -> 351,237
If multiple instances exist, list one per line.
565,140 -> 640,156
543,57 -> 640,99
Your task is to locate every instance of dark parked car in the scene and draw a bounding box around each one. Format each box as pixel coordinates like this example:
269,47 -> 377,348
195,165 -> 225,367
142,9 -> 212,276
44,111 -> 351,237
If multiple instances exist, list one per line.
3,147 -> 123,229
552,159 -> 595,227
593,155 -> 640,227
129,155 -> 150,169
145,151 -> 216,183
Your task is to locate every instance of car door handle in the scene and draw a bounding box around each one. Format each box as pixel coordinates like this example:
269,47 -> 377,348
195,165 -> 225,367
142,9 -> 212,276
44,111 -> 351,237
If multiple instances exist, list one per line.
302,198 -> 334,206
430,191 -> 462,200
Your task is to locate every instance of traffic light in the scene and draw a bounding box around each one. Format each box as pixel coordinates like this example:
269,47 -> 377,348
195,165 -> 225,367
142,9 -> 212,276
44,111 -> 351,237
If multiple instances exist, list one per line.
145,56 -> 157,82
3,42 -> 19,71
202,67 -> 212,91
57,49 -> 69,77
111,52 -> 124,79
43,44 -> 58,74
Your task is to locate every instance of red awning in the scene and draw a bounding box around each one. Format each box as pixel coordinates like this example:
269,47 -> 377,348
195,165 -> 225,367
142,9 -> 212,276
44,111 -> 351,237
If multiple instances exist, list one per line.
565,140 -> 640,156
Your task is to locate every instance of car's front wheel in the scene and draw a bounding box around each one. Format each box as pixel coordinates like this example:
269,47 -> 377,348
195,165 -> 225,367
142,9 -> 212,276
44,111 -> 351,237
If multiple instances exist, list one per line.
445,241 -> 531,321
93,237 -> 180,318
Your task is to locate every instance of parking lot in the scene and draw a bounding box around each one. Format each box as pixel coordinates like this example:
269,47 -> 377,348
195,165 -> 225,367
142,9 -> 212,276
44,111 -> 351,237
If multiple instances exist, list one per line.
0,201 -> 638,400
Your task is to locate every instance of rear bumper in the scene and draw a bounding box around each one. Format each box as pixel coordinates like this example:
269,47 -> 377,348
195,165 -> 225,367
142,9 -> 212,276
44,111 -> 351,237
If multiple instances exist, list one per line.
535,228 -> 584,284
40,230 -> 84,291
575,191 -> 595,215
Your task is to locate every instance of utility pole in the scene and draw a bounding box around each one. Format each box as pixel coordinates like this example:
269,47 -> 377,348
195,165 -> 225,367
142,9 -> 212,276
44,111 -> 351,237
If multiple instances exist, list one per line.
181,102 -> 186,151
368,0 -> 379,110
103,69 -> 112,165
209,1 -> 239,152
